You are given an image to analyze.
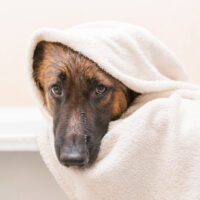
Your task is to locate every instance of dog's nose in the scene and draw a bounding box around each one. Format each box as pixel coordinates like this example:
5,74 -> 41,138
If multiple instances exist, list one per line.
60,146 -> 88,167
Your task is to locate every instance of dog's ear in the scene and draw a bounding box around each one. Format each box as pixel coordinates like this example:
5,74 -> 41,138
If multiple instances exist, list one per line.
32,41 -> 47,104
127,89 -> 140,106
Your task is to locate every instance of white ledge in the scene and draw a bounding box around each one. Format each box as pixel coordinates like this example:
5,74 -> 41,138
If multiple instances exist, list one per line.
0,107 -> 46,151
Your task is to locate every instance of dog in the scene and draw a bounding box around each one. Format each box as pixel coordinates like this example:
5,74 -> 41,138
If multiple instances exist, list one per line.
32,41 -> 139,168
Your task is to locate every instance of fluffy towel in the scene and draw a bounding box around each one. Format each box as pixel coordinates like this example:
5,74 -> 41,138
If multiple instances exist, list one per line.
28,21 -> 200,200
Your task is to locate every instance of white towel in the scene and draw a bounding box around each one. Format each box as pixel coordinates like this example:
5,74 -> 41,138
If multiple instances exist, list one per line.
28,21 -> 200,200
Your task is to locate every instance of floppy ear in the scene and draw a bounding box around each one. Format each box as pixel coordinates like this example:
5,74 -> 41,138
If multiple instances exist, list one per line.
32,41 -> 47,104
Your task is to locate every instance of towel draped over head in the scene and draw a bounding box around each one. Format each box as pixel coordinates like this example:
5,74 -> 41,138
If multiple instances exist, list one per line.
28,21 -> 200,200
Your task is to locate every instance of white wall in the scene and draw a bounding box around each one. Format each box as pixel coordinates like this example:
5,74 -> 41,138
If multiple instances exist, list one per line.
1,0 -> 200,106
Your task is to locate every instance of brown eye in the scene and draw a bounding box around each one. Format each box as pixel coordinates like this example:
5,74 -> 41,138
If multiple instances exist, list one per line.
51,84 -> 63,97
95,85 -> 107,95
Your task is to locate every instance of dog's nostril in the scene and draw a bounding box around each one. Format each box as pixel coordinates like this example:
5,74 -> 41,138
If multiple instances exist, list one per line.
60,151 -> 87,167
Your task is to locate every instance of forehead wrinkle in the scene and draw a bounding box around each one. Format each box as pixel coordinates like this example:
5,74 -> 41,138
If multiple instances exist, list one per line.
82,63 -> 98,78
45,64 -> 66,77
91,70 -> 113,86
43,42 -> 72,76
41,74 -> 57,88
40,65 -> 67,87
75,52 -> 81,67
74,60 -> 115,88
64,48 -> 77,73
43,48 -> 65,69
47,59 -> 72,80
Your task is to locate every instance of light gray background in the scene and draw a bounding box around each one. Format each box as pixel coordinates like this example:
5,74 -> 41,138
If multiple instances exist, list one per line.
0,152 -> 67,200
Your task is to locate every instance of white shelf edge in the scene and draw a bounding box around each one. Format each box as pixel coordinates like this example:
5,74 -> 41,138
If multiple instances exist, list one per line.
0,107 -> 45,152
0,134 -> 39,151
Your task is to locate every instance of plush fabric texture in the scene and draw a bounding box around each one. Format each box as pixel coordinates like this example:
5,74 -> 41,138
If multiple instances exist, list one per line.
28,21 -> 200,200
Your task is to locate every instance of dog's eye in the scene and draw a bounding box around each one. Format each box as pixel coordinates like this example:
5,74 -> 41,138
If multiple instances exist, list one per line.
95,85 -> 107,95
51,84 -> 63,97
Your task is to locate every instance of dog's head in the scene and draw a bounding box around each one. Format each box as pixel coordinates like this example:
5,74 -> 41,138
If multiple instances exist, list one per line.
32,41 -> 139,168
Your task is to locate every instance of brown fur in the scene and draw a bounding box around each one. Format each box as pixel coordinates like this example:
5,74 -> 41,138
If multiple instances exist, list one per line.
33,41 -> 133,120
33,41 -> 139,168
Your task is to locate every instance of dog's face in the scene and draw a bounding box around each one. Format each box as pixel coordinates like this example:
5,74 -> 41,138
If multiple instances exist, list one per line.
33,41 -> 139,168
